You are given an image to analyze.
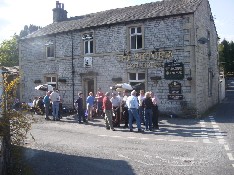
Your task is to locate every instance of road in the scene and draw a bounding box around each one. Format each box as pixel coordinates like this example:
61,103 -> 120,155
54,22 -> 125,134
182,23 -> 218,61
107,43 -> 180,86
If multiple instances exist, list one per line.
21,80 -> 234,175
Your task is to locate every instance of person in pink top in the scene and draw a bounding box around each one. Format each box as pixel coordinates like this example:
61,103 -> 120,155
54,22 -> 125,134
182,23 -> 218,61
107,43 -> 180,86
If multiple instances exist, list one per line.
95,87 -> 104,118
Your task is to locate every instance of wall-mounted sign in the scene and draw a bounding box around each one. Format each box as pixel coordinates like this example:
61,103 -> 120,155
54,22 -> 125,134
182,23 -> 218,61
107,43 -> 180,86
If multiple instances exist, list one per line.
84,57 -> 92,68
169,81 -> 181,94
127,62 -> 163,69
116,50 -> 173,69
117,50 -> 173,62
168,81 -> 183,100
168,94 -> 183,100
164,62 -> 184,80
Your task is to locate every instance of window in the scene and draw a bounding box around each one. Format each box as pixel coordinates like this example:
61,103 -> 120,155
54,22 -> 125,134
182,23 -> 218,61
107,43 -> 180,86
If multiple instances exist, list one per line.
208,69 -> 213,97
129,72 -> 145,92
82,33 -> 93,54
207,31 -> 211,58
46,76 -> 57,89
130,27 -> 142,50
46,45 -> 55,58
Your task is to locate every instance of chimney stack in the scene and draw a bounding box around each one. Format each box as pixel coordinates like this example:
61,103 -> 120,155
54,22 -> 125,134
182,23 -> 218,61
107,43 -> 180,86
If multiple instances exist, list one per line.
53,1 -> 67,23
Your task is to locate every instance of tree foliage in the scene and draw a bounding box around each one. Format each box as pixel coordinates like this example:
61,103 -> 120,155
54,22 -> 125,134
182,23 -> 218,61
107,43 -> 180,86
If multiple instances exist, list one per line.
0,73 -> 33,146
19,24 -> 41,38
0,35 -> 19,66
219,39 -> 234,74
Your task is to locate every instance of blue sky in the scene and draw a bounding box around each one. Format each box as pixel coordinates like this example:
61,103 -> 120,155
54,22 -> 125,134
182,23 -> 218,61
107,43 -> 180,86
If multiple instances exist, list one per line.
0,0 -> 233,43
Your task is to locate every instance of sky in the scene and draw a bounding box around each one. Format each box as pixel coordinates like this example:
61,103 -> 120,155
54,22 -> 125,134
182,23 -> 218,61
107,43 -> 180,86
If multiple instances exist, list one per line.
0,0 -> 233,43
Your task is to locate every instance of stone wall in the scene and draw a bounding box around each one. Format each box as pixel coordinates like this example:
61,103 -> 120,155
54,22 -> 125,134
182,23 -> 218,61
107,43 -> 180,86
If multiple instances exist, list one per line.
194,0 -> 219,114
19,0 -> 219,116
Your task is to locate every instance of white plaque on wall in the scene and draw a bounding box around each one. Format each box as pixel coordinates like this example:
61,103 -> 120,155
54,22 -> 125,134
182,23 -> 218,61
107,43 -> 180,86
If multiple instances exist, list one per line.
84,57 -> 92,68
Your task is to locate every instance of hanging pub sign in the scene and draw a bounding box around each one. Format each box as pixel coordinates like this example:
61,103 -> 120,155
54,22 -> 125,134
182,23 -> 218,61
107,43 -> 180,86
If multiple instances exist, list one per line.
168,81 -> 183,100
164,62 -> 184,80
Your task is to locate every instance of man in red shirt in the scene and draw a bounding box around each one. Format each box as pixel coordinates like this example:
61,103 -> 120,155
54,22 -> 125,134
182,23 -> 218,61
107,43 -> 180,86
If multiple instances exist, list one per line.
95,87 -> 104,118
103,92 -> 115,131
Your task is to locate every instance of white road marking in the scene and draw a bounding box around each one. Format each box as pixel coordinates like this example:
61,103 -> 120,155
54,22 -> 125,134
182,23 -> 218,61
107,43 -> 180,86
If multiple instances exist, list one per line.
185,140 -> 198,143
203,139 -> 212,143
140,138 -> 149,140
99,135 -> 108,137
218,139 -> 226,144
118,154 -> 154,166
232,164 -> 234,168
212,125 -> 219,128
213,128 -> 220,131
110,136 -> 121,138
169,140 -> 181,142
155,138 -> 166,141
224,145 -> 230,151
128,137 -> 137,139
227,153 -> 234,161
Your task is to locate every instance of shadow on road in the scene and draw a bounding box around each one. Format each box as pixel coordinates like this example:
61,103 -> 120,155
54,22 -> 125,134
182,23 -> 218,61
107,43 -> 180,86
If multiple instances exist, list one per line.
19,146 -> 135,175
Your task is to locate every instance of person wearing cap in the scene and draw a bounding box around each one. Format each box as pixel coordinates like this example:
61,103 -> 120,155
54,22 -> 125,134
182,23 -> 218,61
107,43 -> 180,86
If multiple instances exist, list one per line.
74,92 -> 87,124
126,90 -> 144,132
102,92 -> 115,131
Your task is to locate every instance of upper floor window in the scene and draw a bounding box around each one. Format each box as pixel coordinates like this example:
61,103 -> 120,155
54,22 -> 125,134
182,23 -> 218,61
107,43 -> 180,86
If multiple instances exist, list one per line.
82,33 -> 93,54
130,27 -> 142,50
46,45 -> 55,58
207,31 -> 211,58
45,40 -> 55,58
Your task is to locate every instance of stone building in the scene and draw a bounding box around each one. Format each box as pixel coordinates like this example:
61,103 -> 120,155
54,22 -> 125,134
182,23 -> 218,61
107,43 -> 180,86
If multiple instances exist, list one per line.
19,0 -> 220,117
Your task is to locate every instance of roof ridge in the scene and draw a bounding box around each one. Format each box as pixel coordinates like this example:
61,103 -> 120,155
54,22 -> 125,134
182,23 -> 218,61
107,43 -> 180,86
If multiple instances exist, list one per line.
22,0 -> 203,40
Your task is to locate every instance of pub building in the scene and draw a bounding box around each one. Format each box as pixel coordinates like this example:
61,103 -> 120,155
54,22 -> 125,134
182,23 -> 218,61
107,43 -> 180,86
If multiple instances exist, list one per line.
19,0 -> 220,117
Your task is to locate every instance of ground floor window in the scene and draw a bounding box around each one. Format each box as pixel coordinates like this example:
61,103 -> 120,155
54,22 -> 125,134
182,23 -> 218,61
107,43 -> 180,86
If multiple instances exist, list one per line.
46,76 -> 57,89
128,72 -> 145,93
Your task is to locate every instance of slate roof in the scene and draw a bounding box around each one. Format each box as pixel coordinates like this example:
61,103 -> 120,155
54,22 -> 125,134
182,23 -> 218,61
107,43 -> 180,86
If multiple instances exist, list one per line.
23,0 -> 203,39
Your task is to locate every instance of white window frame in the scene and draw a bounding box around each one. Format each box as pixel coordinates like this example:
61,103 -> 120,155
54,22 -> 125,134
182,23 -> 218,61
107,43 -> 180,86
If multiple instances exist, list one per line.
82,33 -> 93,54
130,27 -> 143,50
45,76 -> 57,89
128,72 -> 145,91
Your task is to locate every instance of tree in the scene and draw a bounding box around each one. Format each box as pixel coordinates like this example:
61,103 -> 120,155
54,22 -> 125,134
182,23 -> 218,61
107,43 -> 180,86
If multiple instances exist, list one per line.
0,35 -> 19,66
219,39 -> 234,75
19,24 -> 41,38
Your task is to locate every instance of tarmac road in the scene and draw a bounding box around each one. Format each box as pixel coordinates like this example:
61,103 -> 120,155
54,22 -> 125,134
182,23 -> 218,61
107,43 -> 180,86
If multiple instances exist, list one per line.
21,80 -> 234,175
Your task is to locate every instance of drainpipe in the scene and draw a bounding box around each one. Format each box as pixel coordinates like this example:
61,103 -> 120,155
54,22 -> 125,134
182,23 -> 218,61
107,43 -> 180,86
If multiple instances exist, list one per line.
71,32 -> 75,108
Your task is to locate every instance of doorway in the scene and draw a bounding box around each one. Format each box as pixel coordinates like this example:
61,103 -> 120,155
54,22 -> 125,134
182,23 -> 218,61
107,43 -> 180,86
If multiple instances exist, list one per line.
87,79 -> 94,94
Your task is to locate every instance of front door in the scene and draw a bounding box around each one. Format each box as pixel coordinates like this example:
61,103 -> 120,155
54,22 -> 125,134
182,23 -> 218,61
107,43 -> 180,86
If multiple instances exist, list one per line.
87,79 -> 94,94
83,78 -> 94,107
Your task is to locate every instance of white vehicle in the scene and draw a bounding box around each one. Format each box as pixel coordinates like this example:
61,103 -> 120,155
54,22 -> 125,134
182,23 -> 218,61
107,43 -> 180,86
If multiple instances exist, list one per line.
35,84 -> 53,91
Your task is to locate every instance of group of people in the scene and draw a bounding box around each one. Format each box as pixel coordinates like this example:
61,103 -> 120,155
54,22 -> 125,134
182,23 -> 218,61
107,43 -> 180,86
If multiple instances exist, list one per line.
33,88 -> 61,121
74,88 -> 160,132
